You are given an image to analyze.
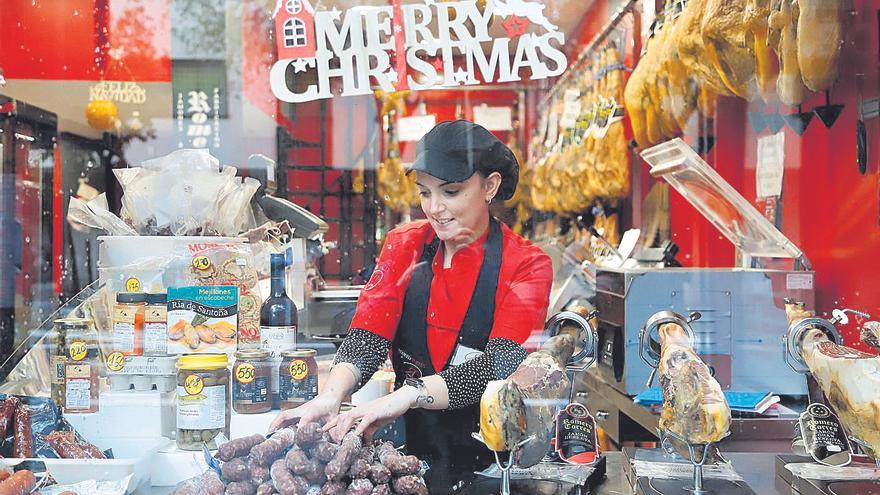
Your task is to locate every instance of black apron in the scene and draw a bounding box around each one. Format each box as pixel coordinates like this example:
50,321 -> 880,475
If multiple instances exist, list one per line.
391,218 -> 503,494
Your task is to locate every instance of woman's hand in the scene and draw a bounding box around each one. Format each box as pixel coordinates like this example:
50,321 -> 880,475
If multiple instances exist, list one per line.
269,394 -> 341,432
324,387 -> 419,443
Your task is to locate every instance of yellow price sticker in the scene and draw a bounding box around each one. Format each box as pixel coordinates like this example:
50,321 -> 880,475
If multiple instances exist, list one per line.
106,351 -> 125,372
124,277 -> 142,292
235,363 -> 256,384
184,374 -> 204,395
289,359 -> 309,380
69,341 -> 88,361
192,255 -> 211,271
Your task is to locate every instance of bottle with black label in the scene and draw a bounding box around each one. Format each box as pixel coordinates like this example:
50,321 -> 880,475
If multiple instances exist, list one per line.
261,253 -> 297,408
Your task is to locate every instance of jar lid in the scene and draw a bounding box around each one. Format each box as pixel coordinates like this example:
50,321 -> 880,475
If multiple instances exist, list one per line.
145,293 -> 167,305
117,292 -> 147,303
53,317 -> 93,327
177,353 -> 228,370
281,348 -> 317,358
234,349 -> 269,360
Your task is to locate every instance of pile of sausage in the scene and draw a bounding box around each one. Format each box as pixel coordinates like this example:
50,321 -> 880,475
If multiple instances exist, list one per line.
0,397 -> 104,460
171,422 -> 429,495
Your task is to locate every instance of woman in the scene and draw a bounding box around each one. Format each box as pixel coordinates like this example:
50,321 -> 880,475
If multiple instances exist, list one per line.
271,120 -> 553,493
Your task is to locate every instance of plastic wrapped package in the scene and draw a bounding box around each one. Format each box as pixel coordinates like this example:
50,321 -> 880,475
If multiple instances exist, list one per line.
67,194 -> 138,236
139,148 -> 219,172
163,243 -> 263,347
207,177 -> 261,237
112,149 -> 256,236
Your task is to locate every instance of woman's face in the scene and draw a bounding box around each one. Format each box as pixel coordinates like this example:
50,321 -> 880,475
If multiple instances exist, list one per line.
415,171 -> 500,243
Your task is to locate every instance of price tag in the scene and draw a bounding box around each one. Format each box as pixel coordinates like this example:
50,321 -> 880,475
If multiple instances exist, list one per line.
106,351 -> 125,372
69,341 -> 88,361
184,374 -> 205,396
125,277 -> 141,292
235,363 -> 256,384
192,255 -> 212,271
289,359 -> 309,380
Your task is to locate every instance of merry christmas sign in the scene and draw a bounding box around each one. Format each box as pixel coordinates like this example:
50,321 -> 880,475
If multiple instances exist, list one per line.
270,0 -> 568,103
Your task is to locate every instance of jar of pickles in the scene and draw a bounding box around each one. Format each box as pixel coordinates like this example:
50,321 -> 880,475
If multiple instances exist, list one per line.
48,318 -> 95,409
279,349 -> 318,410
176,354 -> 230,450
61,318 -> 101,414
232,350 -> 271,414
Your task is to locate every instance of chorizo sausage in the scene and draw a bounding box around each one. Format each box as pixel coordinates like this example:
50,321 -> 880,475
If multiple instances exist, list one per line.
217,434 -> 266,462
391,475 -> 429,495
221,457 -> 251,482
368,464 -> 391,485
293,422 -> 323,448
0,398 -> 18,438
0,470 -> 36,495
47,431 -> 89,459
325,433 -> 361,481
251,429 -> 295,467
224,480 -> 257,495
12,405 -> 32,458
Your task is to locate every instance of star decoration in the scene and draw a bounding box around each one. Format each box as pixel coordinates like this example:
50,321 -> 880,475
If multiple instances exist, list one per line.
453,68 -> 470,85
292,58 -> 312,73
501,15 -> 529,38
329,7 -> 341,21
393,24 -> 403,35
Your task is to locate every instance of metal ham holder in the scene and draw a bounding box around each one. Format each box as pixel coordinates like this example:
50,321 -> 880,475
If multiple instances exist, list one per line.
777,307 -> 880,495
470,310 -> 599,495
635,310 -> 753,495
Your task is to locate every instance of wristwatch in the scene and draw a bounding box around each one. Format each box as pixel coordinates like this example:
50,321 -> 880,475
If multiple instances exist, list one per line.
404,377 -> 434,407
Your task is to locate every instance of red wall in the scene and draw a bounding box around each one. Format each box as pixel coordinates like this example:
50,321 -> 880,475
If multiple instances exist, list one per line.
1,0 -> 171,82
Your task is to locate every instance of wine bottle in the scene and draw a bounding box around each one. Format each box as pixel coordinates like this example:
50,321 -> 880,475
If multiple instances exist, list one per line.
260,253 -> 298,407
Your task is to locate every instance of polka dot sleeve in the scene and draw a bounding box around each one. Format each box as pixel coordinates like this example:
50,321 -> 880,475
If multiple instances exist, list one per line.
438,338 -> 528,410
333,328 -> 391,390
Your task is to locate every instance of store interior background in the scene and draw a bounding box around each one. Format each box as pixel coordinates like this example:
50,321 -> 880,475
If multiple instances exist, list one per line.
1,0 -> 879,372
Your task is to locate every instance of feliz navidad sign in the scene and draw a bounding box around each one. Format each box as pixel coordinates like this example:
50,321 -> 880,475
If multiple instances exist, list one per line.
270,0 -> 569,103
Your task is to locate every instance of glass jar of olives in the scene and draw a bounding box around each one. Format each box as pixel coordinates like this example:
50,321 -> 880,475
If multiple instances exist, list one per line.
176,354 -> 230,450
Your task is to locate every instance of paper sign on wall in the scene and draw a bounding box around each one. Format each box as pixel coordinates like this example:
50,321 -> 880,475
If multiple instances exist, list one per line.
559,89 -> 581,129
397,115 -> 437,142
757,132 -> 785,198
473,106 -> 512,131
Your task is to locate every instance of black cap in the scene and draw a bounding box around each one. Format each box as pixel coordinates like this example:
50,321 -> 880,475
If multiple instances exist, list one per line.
406,120 -> 519,200
116,292 -> 147,303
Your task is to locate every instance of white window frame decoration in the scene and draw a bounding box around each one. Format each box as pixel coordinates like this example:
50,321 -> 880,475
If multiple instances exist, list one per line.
283,18 -> 307,48
285,0 -> 302,15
